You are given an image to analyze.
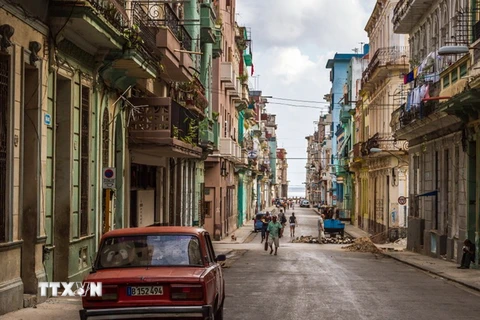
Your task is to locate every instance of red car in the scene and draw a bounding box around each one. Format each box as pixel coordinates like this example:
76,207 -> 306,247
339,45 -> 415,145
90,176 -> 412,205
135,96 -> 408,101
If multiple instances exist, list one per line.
79,226 -> 226,320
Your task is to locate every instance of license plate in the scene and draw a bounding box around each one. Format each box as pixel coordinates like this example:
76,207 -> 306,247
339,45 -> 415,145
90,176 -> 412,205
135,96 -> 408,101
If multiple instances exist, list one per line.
127,286 -> 163,296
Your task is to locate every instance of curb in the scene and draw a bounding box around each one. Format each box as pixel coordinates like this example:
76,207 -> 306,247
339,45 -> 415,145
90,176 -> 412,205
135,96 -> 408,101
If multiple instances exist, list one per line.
381,252 -> 480,292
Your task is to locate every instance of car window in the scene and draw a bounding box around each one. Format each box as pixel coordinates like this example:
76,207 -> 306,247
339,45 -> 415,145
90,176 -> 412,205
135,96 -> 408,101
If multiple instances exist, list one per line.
204,233 -> 216,264
97,234 -> 204,269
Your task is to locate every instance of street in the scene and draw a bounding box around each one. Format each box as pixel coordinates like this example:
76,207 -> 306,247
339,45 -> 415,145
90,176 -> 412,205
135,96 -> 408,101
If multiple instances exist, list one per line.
2,207 -> 480,320
219,207 -> 480,320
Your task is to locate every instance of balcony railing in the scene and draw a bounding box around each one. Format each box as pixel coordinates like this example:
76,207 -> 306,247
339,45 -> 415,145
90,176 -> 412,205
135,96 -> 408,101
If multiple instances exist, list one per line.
87,0 -> 129,31
362,46 -> 409,85
352,142 -> 362,158
130,1 -> 192,58
129,99 -> 198,144
392,0 -> 435,33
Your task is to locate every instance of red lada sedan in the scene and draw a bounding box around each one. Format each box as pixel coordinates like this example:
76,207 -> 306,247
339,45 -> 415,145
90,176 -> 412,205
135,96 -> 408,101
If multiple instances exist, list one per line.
79,227 -> 226,320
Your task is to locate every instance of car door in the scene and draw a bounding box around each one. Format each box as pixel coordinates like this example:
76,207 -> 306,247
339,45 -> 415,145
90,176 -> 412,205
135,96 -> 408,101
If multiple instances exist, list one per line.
204,232 -> 223,304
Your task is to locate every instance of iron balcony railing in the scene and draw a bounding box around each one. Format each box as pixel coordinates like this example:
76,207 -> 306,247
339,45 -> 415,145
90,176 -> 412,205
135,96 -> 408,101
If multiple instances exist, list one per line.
86,0 -> 129,31
130,1 -> 192,55
362,46 -> 409,84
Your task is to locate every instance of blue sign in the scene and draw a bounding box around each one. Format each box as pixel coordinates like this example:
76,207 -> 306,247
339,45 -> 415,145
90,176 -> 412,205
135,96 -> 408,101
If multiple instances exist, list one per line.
44,113 -> 51,126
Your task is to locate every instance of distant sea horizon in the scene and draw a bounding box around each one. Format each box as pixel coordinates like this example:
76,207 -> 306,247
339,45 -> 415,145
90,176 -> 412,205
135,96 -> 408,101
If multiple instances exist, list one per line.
288,185 -> 306,198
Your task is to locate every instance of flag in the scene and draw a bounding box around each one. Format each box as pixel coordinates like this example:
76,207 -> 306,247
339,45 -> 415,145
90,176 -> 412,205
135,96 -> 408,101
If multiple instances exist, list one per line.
251,64 -> 254,76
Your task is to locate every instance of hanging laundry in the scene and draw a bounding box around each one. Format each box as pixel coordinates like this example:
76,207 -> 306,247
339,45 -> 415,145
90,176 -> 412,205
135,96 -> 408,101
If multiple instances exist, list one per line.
406,71 -> 414,83
413,67 -> 418,79
406,91 -> 412,111
404,73 -> 408,84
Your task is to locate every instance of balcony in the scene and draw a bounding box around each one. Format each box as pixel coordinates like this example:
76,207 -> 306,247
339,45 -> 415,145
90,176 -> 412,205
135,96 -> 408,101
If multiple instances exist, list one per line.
200,3 -> 216,44
199,119 -> 214,151
128,97 -> 202,158
392,100 -> 460,141
265,114 -> 276,127
49,1 -> 126,52
212,27 -> 223,58
340,105 -> 351,123
361,46 -> 409,90
229,79 -> 242,100
353,143 -> 362,158
220,138 -> 242,162
176,79 -> 208,117
127,2 -> 192,82
393,0 -> 435,34
220,62 -> 237,90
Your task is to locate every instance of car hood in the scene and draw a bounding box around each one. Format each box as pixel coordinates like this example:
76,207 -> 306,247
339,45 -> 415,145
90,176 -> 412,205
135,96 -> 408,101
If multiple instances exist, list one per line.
85,267 -> 207,283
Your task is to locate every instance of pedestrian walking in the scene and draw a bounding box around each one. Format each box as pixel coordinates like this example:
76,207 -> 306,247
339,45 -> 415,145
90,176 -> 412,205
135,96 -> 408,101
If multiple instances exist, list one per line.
318,213 -> 325,241
278,209 -> 287,227
261,212 -> 271,243
266,215 -> 283,255
458,239 -> 476,269
289,212 -> 297,237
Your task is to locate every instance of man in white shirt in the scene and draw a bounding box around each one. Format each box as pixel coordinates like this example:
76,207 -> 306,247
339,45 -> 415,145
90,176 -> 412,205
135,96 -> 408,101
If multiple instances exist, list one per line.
318,214 -> 325,241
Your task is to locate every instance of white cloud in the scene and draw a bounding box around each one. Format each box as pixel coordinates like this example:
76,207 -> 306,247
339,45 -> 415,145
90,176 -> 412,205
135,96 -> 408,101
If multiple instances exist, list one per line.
236,0 -> 376,186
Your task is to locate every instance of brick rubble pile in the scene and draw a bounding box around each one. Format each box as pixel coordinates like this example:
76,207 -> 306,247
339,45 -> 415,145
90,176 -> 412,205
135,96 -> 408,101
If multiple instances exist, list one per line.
342,237 -> 382,253
291,235 -> 354,244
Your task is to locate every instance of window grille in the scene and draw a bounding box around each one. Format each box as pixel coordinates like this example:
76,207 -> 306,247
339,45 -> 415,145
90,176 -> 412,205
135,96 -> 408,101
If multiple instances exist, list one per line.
80,87 -> 90,236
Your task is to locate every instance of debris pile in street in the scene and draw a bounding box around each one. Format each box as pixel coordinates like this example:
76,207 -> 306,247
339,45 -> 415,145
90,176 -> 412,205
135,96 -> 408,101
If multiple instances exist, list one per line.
394,237 -> 407,246
342,237 -> 382,253
291,235 -> 354,244
291,235 -> 319,243
319,237 -> 354,244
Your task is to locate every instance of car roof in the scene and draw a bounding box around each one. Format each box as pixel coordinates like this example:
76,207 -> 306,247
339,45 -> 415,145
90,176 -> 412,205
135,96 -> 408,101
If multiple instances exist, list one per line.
101,226 -> 206,239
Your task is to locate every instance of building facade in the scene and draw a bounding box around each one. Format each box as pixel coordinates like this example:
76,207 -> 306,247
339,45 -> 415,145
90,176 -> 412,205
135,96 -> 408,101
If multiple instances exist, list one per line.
325,52 -> 364,217
0,0 -> 49,313
392,0 -> 478,265
358,0 -> 410,240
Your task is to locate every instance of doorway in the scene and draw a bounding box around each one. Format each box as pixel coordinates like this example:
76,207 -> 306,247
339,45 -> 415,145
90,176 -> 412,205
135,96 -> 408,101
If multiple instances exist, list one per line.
21,64 -> 40,293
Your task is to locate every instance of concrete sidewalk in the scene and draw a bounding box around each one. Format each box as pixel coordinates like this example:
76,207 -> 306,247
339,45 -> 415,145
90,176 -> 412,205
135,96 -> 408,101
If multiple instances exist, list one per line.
312,209 -> 480,292
346,223 -> 480,292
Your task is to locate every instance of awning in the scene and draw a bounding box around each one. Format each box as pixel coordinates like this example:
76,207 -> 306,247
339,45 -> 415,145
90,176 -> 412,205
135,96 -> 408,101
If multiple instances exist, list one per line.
416,190 -> 438,197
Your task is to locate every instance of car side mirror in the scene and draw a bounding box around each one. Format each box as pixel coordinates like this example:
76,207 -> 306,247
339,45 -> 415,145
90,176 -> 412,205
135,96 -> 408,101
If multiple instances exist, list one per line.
216,254 -> 226,262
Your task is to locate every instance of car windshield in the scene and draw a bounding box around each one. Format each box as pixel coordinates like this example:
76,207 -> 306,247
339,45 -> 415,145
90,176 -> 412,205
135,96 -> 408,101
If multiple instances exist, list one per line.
96,234 -> 204,269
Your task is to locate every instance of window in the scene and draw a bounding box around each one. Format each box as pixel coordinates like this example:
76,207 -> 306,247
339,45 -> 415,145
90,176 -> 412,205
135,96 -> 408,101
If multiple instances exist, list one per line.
442,75 -> 450,88
451,69 -> 458,83
0,54 -> 9,242
460,63 -> 468,78
96,235 -> 204,268
102,108 -> 109,168
80,86 -> 90,236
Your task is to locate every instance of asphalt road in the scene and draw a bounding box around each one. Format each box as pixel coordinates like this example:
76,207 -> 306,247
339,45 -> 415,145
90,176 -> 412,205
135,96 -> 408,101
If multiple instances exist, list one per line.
2,207 -> 480,320
221,206 -> 480,320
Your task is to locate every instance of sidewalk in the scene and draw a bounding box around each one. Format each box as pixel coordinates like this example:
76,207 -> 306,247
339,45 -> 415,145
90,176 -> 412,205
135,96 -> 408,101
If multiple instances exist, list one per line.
312,209 -> 480,291
346,223 -> 480,292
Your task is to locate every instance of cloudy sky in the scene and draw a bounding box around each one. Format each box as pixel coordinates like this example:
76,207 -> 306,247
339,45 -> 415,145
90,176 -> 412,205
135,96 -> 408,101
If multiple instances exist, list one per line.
236,0 -> 376,187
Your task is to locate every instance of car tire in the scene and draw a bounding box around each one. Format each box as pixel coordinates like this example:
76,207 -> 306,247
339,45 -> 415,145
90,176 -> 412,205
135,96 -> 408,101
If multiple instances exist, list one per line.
214,299 -> 224,320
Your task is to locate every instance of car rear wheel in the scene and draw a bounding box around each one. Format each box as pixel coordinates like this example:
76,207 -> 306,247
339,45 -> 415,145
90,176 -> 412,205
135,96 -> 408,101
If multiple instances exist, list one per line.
214,300 -> 224,320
